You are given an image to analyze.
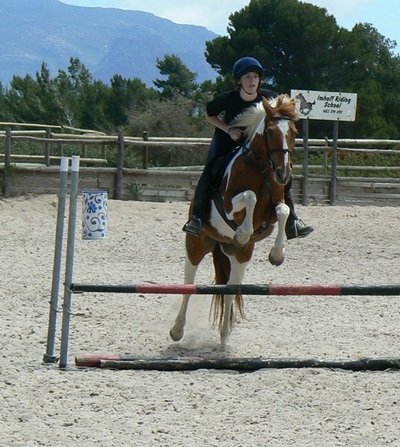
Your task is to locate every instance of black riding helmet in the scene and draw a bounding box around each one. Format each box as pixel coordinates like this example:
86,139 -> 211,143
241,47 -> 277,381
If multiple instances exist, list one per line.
232,56 -> 264,80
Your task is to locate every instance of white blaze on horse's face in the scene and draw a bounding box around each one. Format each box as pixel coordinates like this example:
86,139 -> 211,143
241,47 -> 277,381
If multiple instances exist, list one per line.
277,119 -> 291,168
264,118 -> 292,185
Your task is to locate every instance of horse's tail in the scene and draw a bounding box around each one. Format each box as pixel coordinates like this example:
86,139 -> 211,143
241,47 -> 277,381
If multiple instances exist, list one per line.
210,244 -> 244,330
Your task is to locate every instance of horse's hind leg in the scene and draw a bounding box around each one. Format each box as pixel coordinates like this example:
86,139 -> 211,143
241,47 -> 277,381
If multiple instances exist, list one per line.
170,233 -> 214,342
219,255 -> 248,347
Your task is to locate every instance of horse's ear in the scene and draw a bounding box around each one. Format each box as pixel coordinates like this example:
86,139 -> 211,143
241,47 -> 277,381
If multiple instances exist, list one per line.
262,96 -> 273,118
287,98 -> 299,119
288,98 -> 296,113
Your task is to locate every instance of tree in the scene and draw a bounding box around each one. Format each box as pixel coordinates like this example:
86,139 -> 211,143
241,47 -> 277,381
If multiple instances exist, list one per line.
206,0 -> 338,92
34,63 -> 67,124
106,75 -> 157,128
5,71 -> 57,124
0,82 -> 13,121
154,54 -> 198,98
204,0 -> 400,138
330,23 -> 400,138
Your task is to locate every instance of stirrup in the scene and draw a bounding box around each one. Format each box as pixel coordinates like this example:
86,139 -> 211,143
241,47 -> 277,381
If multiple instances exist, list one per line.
182,217 -> 202,236
296,219 -> 314,238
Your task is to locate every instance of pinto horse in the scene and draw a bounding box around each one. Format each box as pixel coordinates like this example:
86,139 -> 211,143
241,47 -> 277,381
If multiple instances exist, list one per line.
170,94 -> 298,346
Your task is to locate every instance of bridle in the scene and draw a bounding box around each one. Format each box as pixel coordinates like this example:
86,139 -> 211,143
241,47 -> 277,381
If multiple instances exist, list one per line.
243,115 -> 293,174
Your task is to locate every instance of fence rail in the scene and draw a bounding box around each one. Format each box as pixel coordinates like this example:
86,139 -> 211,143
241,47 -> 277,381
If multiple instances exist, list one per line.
1,122 -> 400,205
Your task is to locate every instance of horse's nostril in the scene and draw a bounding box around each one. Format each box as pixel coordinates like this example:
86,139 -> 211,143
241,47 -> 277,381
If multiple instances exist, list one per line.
275,168 -> 284,184
274,166 -> 291,185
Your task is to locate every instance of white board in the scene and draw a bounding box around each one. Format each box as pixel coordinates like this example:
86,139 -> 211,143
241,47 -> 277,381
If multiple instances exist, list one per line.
290,89 -> 357,121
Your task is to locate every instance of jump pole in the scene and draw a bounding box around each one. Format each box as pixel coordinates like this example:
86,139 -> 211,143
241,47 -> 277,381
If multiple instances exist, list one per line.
43,157 -> 69,363
75,354 -> 400,372
59,156 -> 80,368
70,283 -> 400,296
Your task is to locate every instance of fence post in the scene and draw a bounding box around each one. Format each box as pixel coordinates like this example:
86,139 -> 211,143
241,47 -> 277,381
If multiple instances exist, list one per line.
115,130 -> 125,199
44,128 -> 51,166
2,128 -> 12,197
323,137 -> 329,174
101,143 -> 107,160
301,119 -> 309,205
142,131 -> 149,169
330,121 -> 339,205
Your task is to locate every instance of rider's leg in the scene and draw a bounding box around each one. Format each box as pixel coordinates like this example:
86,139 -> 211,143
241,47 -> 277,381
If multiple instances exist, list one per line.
182,161 -> 215,236
284,179 -> 314,239
183,134 -> 224,236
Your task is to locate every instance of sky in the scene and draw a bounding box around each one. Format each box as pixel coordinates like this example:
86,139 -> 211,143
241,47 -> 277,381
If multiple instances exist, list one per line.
60,0 -> 400,53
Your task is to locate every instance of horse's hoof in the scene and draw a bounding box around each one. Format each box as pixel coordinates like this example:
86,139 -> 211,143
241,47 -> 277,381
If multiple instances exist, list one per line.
268,253 -> 284,266
269,247 -> 285,266
169,327 -> 184,342
220,331 -> 230,348
220,338 -> 229,349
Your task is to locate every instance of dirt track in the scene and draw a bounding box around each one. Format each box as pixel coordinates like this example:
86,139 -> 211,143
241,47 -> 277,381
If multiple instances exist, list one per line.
1,195 -> 400,446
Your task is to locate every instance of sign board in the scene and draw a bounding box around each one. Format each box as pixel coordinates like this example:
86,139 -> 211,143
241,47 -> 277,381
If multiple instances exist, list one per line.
290,89 -> 357,121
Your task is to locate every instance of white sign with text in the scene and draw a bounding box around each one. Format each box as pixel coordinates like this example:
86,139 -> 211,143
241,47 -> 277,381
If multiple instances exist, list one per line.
290,89 -> 357,121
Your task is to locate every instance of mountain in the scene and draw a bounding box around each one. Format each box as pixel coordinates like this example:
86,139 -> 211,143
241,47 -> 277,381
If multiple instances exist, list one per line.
0,0 -> 219,86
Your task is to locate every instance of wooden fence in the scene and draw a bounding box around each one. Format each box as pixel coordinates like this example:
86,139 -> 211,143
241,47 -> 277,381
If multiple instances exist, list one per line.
1,122 -> 400,206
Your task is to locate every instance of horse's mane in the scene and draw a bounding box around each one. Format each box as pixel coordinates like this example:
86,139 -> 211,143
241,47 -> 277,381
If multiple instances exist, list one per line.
230,94 -> 297,143
269,94 -> 298,120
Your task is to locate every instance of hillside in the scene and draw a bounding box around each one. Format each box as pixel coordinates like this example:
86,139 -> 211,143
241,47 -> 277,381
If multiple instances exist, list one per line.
0,0 -> 218,86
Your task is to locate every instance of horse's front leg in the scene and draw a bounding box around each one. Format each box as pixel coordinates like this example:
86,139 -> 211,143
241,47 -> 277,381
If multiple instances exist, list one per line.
169,256 -> 198,341
269,202 -> 289,266
226,190 -> 257,246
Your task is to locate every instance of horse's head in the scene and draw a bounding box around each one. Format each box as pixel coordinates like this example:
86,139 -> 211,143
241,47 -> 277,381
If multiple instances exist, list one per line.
261,94 -> 298,185
231,94 -> 298,185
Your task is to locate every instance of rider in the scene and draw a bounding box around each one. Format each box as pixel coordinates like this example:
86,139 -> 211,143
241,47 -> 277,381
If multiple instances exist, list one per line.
182,56 -> 314,240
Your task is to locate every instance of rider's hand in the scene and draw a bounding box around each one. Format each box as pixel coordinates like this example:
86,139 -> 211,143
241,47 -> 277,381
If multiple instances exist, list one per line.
228,127 -> 243,142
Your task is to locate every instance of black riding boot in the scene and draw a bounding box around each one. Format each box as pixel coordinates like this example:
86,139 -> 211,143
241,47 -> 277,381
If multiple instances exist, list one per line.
182,162 -> 214,236
284,181 -> 314,239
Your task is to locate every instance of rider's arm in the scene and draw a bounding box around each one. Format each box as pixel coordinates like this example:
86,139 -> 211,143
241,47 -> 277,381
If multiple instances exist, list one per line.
205,113 -> 242,142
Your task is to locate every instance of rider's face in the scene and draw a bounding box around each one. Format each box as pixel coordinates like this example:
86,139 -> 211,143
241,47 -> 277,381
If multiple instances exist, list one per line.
240,72 -> 260,93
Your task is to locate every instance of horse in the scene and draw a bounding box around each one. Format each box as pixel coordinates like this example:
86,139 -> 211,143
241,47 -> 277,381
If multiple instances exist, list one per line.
170,94 -> 298,347
295,93 -> 315,116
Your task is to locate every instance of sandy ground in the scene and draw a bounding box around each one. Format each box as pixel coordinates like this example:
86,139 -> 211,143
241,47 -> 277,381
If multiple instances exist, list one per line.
1,194 -> 400,446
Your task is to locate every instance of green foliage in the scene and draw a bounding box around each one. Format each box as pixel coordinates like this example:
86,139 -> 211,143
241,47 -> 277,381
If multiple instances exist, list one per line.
106,75 -> 158,128
127,95 -> 211,167
205,0 -> 400,139
154,54 -> 198,99
127,95 -> 210,137
127,183 -> 144,200
1,0 -> 400,143
206,0 -> 338,90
